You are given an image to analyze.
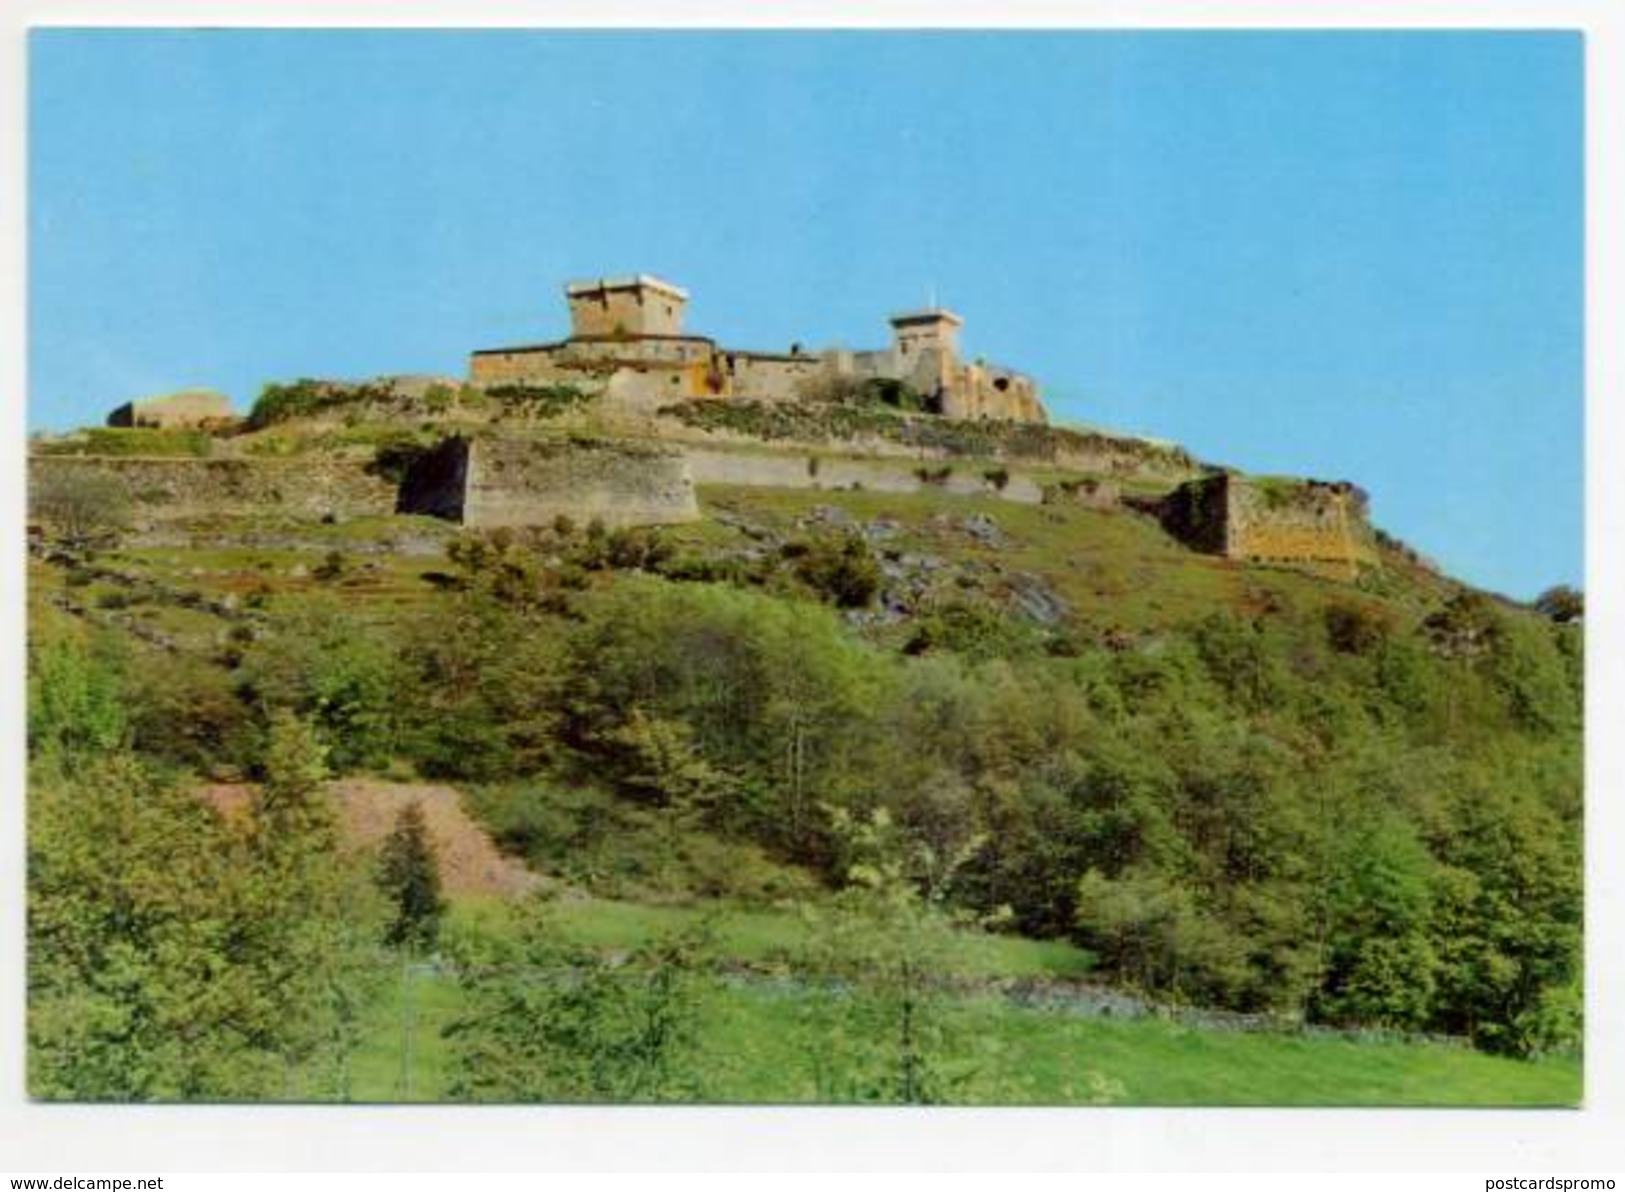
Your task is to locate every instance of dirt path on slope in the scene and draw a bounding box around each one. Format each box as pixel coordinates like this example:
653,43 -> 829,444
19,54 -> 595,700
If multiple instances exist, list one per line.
197,778 -> 542,900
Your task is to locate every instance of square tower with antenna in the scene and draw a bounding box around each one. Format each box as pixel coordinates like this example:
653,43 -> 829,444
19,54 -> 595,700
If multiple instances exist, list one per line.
889,307 -> 963,359
565,275 -> 690,339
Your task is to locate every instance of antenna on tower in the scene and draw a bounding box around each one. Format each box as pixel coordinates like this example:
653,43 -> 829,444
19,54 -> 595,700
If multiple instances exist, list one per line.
927,282 -> 938,310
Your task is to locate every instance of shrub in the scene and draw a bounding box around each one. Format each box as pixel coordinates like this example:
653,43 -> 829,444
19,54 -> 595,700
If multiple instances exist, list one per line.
248,379 -> 348,428
904,600 -> 1043,661
127,653 -> 259,775
485,383 -> 594,420
314,551 -> 347,583
786,533 -> 881,609
1323,600 -> 1394,656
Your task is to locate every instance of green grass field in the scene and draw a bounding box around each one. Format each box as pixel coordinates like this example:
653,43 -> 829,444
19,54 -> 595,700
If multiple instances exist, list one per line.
344,960 -> 1581,1106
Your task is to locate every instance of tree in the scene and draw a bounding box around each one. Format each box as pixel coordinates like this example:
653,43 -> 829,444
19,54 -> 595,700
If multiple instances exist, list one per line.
377,801 -> 447,952
793,806 -> 986,1104
29,753 -> 277,1099
254,708 -> 337,850
235,710 -> 383,1094
1311,817 -> 1438,1029
1073,866 -> 1243,1004
30,467 -> 131,549
607,708 -> 739,889
443,897 -> 712,1101
1534,585 -> 1584,624
235,600 -> 412,772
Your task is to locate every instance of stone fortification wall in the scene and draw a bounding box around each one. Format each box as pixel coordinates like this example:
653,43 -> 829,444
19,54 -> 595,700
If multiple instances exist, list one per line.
723,353 -> 823,402
468,349 -> 611,390
1160,472 -> 1376,576
603,365 -> 712,415
29,455 -> 397,526
400,436 -> 699,529
470,342 -> 825,409
943,363 -> 1044,424
657,400 -> 1200,482
681,446 -> 1046,504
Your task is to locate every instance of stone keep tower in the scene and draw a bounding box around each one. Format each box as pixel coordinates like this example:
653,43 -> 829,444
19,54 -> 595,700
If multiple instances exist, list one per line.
889,308 -> 963,396
890,307 -> 963,357
566,275 -> 690,339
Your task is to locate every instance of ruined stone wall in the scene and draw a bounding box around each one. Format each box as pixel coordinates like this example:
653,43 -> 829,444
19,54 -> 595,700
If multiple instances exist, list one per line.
29,455 -> 397,526
1226,479 -> 1376,572
1160,472 -> 1376,576
401,436 -> 699,529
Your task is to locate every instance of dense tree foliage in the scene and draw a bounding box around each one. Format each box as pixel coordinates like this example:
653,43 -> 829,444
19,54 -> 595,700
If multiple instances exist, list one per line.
28,635 -> 383,1098
30,518 -> 1585,1075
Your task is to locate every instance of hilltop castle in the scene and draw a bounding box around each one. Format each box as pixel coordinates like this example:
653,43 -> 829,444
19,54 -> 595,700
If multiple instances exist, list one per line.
43,271 -> 1376,580
468,275 -> 1047,424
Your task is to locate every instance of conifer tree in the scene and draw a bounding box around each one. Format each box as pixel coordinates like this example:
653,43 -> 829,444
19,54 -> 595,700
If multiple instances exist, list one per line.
238,709 -> 381,1093
378,801 -> 447,952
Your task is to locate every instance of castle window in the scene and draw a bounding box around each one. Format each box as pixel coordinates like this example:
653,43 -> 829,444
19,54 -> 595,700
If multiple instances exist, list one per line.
993,377 -> 1010,392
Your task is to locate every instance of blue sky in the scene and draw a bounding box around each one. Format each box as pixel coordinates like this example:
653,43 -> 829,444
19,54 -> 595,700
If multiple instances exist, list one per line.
28,29 -> 1582,599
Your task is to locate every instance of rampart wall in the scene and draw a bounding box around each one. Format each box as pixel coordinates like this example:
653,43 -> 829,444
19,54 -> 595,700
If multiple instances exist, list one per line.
399,436 -> 699,529
29,455 -> 397,526
681,446 -> 1046,503
1159,472 -> 1376,576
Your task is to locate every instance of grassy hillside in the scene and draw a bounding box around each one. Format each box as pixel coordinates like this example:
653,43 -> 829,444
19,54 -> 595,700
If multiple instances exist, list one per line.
26,441 -> 1583,1103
